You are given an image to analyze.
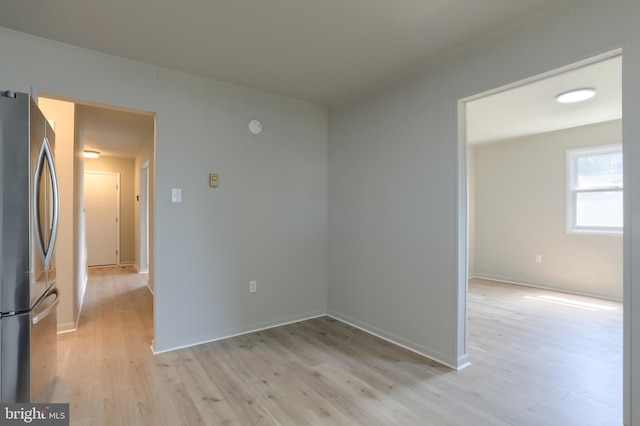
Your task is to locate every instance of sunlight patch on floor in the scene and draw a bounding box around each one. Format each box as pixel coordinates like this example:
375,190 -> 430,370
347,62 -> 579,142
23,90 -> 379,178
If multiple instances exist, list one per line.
525,295 -> 617,311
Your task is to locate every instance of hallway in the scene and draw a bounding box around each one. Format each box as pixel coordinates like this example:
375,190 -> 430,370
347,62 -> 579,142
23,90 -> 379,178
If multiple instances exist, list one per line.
51,266 -> 154,423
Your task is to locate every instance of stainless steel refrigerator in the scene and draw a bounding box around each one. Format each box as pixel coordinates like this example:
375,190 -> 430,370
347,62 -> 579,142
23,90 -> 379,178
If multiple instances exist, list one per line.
0,90 -> 60,403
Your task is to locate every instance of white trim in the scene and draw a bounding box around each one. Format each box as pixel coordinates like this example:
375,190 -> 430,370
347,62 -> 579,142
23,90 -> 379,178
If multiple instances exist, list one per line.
460,50 -> 622,105
116,173 -> 121,265
472,274 -> 623,302
151,312 -> 470,370
327,311 -> 466,370
152,311 -> 327,355
57,323 -> 76,333
457,50 -> 624,381
566,144 -> 623,235
59,274 -> 88,334
139,161 -> 150,274
455,95 -> 469,369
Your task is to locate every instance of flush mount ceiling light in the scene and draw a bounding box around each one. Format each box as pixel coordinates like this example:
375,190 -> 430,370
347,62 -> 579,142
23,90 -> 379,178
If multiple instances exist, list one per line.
556,88 -> 596,103
83,150 -> 100,159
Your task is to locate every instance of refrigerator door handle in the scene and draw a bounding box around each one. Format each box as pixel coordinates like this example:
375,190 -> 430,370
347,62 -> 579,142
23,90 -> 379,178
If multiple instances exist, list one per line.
47,136 -> 61,260
33,136 -> 60,271
32,287 -> 59,326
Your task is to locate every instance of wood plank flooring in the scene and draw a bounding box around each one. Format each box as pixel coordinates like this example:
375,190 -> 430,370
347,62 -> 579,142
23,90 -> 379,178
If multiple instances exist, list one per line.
51,269 -> 623,425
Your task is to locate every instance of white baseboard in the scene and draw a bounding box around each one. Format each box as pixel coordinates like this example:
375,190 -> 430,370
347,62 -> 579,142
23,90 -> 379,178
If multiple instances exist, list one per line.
457,353 -> 471,370
472,274 -> 623,302
327,310 -> 465,370
152,310 -> 469,371
152,310 -> 328,355
58,301 -> 83,334
132,263 -> 149,274
75,273 -> 88,329
57,323 -> 76,334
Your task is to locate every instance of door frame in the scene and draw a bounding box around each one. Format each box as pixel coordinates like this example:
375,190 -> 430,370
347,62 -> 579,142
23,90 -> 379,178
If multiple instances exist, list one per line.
84,170 -> 121,266
139,161 -> 150,274
455,48 -> 623,374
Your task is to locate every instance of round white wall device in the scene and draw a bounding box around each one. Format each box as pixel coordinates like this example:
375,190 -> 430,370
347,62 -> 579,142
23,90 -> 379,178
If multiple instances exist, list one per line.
248,119 -> 262,135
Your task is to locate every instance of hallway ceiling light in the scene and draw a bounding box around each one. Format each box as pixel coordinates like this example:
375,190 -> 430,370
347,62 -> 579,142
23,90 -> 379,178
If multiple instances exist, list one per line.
555,88 -> 596,103
84,150 -> 100,159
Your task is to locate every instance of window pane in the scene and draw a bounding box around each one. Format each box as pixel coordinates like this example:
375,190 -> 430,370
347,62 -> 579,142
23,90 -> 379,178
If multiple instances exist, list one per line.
576,191 -> 623,228
577,152 -> 623,189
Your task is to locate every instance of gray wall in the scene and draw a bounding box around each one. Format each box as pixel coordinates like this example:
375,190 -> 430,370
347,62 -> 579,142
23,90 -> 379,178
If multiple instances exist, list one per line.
154,74 -> 329,350
328,1 -> 639,422
472,121 -> 623,300
328,59 -> 462,367
0,25 -> 328,353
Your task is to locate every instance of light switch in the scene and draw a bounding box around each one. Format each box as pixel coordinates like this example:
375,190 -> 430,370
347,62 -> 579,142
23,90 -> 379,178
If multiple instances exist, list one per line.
209,173 -> 219,188
171,188 -> 182,203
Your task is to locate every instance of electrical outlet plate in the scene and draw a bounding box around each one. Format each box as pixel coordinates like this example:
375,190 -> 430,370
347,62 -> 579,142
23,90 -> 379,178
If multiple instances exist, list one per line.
250,280 -> 256,292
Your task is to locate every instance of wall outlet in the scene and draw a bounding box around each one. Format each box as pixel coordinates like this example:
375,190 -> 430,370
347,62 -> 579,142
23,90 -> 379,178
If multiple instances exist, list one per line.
250,280 -> 257,292
535,255 -> 542,263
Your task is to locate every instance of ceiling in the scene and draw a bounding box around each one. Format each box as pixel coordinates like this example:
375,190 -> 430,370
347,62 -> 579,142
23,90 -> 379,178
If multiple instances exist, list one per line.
74,103 -> 154,158
1,0 -> 566,106
466,55 -> 622,144
15,1 -> 620,155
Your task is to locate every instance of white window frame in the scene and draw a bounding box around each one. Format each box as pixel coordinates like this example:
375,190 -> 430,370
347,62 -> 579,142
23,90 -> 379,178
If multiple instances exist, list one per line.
566,144 -> 623,235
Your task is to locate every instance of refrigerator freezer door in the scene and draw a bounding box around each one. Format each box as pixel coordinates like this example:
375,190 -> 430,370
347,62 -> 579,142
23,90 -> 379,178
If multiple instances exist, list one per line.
0,311 -> 31,402
0,287 -> 59,403
30,286 -> 58,402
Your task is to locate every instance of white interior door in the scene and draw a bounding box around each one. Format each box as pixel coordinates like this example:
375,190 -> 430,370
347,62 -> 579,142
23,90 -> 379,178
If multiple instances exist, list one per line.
84,171 -> 120,266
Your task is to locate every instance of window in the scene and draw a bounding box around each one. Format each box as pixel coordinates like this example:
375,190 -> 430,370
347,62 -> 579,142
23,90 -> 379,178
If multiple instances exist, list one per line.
567,144 -> 623,234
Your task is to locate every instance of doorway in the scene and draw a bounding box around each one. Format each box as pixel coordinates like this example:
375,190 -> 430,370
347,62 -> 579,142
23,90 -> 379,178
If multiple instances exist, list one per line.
38,93 -> 156,345
457,50 -> 623,420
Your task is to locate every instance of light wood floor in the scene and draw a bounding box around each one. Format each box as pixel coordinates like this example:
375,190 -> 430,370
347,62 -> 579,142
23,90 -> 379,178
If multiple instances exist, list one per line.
52,269 -> 623,425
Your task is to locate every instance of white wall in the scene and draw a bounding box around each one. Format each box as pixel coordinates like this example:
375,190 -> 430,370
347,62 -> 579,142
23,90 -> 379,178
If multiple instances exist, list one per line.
328,0 -> 639,423
73,106 -> 87,314
472,121 -> 623,300
38,97 -> 79,332
0,26 -> 329,353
